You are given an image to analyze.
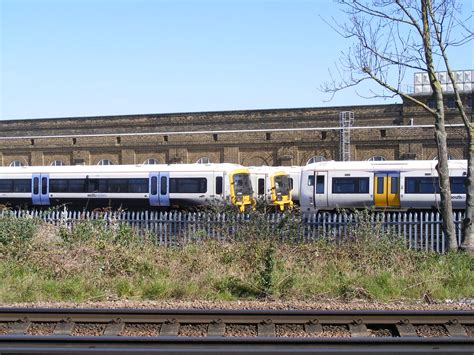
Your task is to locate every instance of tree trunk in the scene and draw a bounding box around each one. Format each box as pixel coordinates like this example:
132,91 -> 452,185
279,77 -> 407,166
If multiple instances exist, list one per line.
433,100 -> 457,250
461,127 -> 474,254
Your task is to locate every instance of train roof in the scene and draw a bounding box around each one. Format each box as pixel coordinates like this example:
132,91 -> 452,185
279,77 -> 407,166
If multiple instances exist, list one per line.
303,160 -> 467,171
0,163 -> 247,174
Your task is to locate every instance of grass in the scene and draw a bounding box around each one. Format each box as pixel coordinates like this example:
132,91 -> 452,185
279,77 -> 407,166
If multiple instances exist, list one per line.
0,213 -> 472,303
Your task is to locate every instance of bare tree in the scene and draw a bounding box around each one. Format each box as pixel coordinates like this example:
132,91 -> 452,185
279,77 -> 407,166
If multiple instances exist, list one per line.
322,0 -> 473,252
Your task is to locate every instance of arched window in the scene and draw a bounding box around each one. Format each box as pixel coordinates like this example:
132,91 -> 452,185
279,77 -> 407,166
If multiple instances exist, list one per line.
196,157 -> 211,164
306,156 -> 326,165
97,159 -> 113,166
433,155 -> 455,160
9,160 -> 25,167
367,156 -> 386,161
144,158 -> 160,165
51,160 -> 65,166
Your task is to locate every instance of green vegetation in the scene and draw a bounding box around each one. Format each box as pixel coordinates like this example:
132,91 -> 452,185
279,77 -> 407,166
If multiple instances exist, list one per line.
0,214 -> 472,303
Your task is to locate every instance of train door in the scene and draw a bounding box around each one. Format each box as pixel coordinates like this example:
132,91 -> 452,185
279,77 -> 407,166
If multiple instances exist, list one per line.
374,172 -> 400,207
32,173 -> 50,205
313,171 -> 328,208
149,172 -> 170,207
256,174 -> 267,200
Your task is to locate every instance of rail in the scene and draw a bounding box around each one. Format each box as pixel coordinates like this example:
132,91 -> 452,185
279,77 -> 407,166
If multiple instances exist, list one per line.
0,308 -> 472,354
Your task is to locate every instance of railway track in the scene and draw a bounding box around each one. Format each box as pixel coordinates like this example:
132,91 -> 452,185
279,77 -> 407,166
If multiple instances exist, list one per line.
0,308 -> 472,354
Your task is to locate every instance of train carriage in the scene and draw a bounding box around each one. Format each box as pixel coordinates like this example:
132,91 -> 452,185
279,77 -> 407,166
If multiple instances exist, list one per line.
300,160 -> 467,213
0,163 -> 255,211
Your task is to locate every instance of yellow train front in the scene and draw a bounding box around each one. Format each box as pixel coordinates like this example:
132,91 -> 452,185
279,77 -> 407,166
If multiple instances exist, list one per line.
249,167 -> 294,211
228,167 -> 256,212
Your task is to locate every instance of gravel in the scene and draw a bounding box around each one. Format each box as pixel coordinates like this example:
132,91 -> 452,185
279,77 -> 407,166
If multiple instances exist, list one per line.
320,325 -> 351,337
120,323 -> 161,336
27,322 -> 55,336
71,323 -> 106,336
463,325 -> 473,337
2,299 -> 472,311
367,327 -> 395,337
415,324 -> 449,337
275,324 -> 309,337
225,324 -> 257,337
178,323 -> 208,337
0,323 -> 10,335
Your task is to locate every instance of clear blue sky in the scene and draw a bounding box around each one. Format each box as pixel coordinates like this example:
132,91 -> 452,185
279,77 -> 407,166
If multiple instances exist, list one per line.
1,0 -> 472,120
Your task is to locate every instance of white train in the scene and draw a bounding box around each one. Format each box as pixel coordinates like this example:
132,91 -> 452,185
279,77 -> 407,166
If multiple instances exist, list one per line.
0,163 -> 256,211
299,160 -> 467,213
248,167 -> 293,211
0,160 -> 467,213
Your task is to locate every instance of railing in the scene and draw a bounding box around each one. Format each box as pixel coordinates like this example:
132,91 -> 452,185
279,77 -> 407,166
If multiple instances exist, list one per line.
0,209 -> 466,252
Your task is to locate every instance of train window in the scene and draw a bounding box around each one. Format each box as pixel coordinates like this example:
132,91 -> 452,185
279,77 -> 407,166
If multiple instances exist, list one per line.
95,179 -> 148,193
316,176 -> 325,194
332,177 -> 370,194
161,177 -> 167,195
391,177 -> 399,194
405,177 -> 440,194
105,179 -> 128,193
129,179 -> 148,193
308,175 -> 314,186
50,179 -> 88,193
289,178 -> 294,190
451,177 -> 466,194
258,178 -> 265,195
169,178 -> 207,193
377,177 -> 384,194
41,177 -> 48,194
33,178 -> 39,195
0,179 -> 31,193
169,178 -> 206,193
216,176 -> 223,195
0,180 -> 13,192
151,177 -> 158,195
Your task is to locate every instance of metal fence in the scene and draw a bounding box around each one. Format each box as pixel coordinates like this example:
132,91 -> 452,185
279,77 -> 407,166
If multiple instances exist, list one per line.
0,209 -> 466,252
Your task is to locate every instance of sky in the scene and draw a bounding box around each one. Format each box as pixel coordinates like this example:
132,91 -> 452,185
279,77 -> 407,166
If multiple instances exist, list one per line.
0,0 -> 472,120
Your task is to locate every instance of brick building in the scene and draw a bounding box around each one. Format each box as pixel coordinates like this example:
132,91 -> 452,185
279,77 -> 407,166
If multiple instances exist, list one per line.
0,94 -> 470,167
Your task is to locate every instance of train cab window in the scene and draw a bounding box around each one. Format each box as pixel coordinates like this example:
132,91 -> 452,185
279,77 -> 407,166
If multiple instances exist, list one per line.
169,178 -> 206,193
332,177 -> 370,194
288,178 -> 294,190
308,175 -> 315,186
161,177 -> 168,195
151,177 -> 158,195
258,178 -> 265,195
316,176 -> 325,194
377,177 -> 384,194
451,177 -> 466,194
216,176 -> 223,195
405,177 -> 440,194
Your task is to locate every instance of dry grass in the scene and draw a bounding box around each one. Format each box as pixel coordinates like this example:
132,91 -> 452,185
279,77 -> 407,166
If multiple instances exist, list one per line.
0,216 -> 472,303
